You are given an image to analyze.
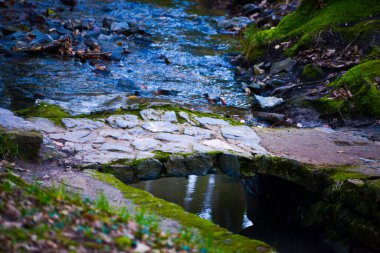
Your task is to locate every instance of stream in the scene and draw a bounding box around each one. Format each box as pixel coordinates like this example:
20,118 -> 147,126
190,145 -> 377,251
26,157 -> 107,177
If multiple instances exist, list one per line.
0,0 -> 251,114
131,174 -> 335,253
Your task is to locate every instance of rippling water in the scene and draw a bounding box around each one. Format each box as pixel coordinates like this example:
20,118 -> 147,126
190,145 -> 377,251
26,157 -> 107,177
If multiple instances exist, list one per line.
0,0 -> 251,114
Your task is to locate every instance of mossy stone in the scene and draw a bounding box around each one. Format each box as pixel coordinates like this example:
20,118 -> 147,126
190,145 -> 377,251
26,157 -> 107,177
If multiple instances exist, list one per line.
301,64 -> 324,81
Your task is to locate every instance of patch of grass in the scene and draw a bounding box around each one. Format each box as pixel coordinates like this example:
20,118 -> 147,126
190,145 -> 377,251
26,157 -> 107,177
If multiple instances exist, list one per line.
93,170 -> 274,253
0,133 -> 19,161
16,102 -> 70,126
319,60 -> 380,116
244,0 -> 380,59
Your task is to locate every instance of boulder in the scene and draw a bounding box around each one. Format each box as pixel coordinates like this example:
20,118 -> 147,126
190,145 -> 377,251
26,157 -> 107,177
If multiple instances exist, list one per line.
185,153 -> 213,175
218,154 -> 240,177
270,58 -> 297,74
164,155 -> 187,177
254,95 -> 284,109
137,158 -> 163,180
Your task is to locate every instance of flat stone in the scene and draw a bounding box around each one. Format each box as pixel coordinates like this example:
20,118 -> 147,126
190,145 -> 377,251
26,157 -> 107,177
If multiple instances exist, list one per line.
157,142 -> 193,153
184,127 -> 214,139
178,112 -> 195,125
63,142 -> 96,152
133,138 -> 161,151
128,127 -> 148,136
99,129 -> 134,140
218,154 -> 240,177
254,95 -> 284,109
165,155 -> 187,177
137,158 -> 163,180
162,111 -> 178,123
140,109 -> 162,121
194,116 -> 230,126
49,130 -> 91,143
270,57 -> 297,74
154,133 -> 199,143
0,108 -> 38,132
142,121 -> 180,133
82,151 -> 134,164
100,142 -> 133,152
28,117 -> 64,133
185,153 -> 213,175
192,143 -> 216,153
61,118 -> 104,130
202,139 -> 244,153
221,126 -> 260,142
136,152 -> 155,159
107,115 -> 139,129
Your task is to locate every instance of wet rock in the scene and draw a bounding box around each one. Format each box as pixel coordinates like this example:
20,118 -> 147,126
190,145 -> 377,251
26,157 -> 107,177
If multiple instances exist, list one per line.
243,3 -> 262,16
141,121 -> 180,133
102,17 -> 114,29
218,154 -> 240,177
111,22 -> 130,33
133,138 -> 161,151
185,153 -> 213,175
27,29 -> 53,46
217,16 -> 252,30
137,158 -> 163,180
254,95 -> 284,109
194,116 -> 230,126
110,165 -> 134,183
268,78 -> 286,88
97,40 -> 122,60
100,142 -> 133,152
61,118 -> 104,130
107,115 -> 139,129
270,57 -> 297,74
116,78 -> 140,91
164,155 -> 187,177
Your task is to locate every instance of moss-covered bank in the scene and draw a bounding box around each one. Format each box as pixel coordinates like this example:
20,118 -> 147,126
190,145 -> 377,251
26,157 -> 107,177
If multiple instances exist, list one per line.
244,0 -> 380,59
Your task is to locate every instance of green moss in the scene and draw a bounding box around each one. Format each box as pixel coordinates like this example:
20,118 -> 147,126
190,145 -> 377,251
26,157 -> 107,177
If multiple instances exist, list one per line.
244,0 -> 380,59
301,64 -> 324,81
329,170 -> 368,182
319,60 -> 380,116
0,133 -> 19,160
92,171 -> 274,253
16,102 -> 70,125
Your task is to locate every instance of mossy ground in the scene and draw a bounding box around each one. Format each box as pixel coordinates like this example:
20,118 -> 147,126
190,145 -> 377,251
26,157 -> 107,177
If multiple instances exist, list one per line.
0,172 -> 228,253
319,60 -> 380,116
301,64 -> 324,81
244,0 -> 380,59
93,171 -> 274,253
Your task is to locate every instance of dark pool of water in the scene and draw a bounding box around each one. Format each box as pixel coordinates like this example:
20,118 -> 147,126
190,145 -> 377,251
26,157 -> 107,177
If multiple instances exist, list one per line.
130,174 -> 335,253
0,0 -> 251,114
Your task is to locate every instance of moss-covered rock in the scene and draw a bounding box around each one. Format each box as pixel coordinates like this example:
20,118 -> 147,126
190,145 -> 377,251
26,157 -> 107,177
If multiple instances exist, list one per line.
319,60 -> 380,116
301,64 -> 324,81
0,128 -> 42,162
244,0 -> 380,59
16,102 -> 70,126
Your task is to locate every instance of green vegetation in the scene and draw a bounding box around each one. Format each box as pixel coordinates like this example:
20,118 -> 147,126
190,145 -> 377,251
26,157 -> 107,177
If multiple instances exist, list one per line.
93,171 -> 274,253
319,60 -> 380,116
244,0 -> 380,59
16,103 -> 70,125
0,172 -> 225,253
301,64 -> 324,81
0,133 -> 19,161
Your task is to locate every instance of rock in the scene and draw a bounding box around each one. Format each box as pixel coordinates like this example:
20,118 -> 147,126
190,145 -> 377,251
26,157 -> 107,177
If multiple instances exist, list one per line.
140,109 -> 177,122
157,142 -> 193,153
242,3 -> 262,16
107,115 -> 139,129
82,151 -> 134,164
217,16 -> 252,30
221,126 -> 260,142
162,111 -> 178,123
268,78 -> 286,88
27,117 -> 64,134
99,129 -> 134,140
100,142 -> 133,152
154,133 -> 198,143
192,143 -> 216,153
270,57 -> 297,74
194,116 -> 230,126
254,95 -> 284,109
0,108 -> 38,132
184,126 -> 214,139
110,22 -> 130,32
61,118 -> 104,130
141,121 -> 179,133
116,79 -> 140,91
185,153 -> 213,175
164,155 -> 187,177
135,152 -> 155,159
97,40 -> 123,60
202,139 -> 244,154
218,154 -> 240,177
137,158 -> 163,180
133,138 -> 161,151
49,130 -> 91,143
178,111 -> 196,125
0,128 -> 42,161
63,142 -> 95,152
110,165 -> 134,183
27,29 -> 54,46
102,17 -> 114,29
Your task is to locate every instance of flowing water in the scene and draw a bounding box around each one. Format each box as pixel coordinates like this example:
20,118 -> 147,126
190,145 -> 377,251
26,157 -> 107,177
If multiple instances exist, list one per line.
131,174 -> 335,253
0,0 -> 251,114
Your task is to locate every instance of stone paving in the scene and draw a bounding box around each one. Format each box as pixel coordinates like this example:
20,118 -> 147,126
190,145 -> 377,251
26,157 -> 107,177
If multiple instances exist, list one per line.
27,109 -> 268,166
